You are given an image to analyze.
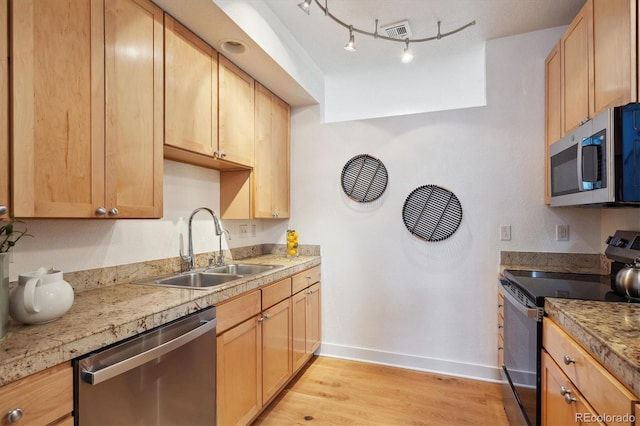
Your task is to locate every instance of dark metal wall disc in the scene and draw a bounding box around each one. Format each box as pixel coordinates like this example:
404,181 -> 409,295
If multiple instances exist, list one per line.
341,154 -> 388,203
402,185 -> 463,241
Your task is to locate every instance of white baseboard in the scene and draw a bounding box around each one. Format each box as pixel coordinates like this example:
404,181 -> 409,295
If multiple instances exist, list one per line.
318,342 -> 503,383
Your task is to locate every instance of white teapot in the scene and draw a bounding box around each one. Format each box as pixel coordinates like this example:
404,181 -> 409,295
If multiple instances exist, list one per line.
9,267 -> 74,324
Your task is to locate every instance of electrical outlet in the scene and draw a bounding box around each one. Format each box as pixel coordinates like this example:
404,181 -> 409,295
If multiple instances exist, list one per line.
556,224 -> 569,241
239,224 -> 248,239
500,225 -> 511,241
251,224 -> 257,237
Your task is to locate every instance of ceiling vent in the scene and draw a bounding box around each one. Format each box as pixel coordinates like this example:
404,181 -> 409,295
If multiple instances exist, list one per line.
379,20 -> 413,39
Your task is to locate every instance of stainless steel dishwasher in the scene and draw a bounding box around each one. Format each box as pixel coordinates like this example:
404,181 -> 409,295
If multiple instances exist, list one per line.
74,307 -> 216,425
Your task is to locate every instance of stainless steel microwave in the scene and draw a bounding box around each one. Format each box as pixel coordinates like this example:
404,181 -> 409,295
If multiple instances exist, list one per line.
549,103 -> 640,207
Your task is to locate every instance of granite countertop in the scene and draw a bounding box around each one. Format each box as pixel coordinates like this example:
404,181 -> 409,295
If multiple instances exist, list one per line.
0,254 -> 320,387
545,298 -> 640,397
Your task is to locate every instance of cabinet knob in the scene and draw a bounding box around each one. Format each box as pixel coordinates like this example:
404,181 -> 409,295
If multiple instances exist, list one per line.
563,355 -> 576,365
220,151 -> 226,158
7,408 -> 23,423
564,393 -> 577,404
108,208 -> 119,216
96,207 -> 107,216
559,385 -> 571,396
258,316 -> 264,323
0,205 -> 7,215
264,313 -> 271,320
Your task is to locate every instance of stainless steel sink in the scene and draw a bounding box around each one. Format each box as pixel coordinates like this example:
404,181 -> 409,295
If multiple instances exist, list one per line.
147,272 -> 242,289
204,263 -> 281,275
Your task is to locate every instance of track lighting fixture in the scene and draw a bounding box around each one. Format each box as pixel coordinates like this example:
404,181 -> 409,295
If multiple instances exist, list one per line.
298,0 -> 476,63
344,26 -> 356,52
297,0 -> 312,15
401,39 -> 414,63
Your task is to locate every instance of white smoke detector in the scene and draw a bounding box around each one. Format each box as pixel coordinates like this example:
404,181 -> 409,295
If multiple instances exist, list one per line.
379,20 -> 413,39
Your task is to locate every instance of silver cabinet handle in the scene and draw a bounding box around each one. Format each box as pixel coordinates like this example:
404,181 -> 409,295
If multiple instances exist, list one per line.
264,313 -> 271,320
96,207 -> 107,216
220,151 -> 226,158
563,355 -> 576,365
0,205 -> 7,215
258,316 -> 264,323
564,393 -> 577,404
559,386 -> 570,396
82,318 -> 216,385
7,408 -> 23,423
108,207 -> 119,216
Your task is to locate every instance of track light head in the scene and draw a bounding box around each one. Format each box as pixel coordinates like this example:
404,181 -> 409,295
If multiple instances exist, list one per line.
401,39 -> 414,63
344,26 -> 356,52
297,0 -> 312,15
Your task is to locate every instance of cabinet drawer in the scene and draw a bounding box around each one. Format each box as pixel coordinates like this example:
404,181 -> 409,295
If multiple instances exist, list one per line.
262,277 -> 291,309
217,290 -> 261,334
292,265 -> 320,294
0,363 -> 72,426
543,317 -> 638,418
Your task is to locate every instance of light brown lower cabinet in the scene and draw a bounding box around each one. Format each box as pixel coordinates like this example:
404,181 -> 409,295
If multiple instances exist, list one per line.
217,266 -> 321,426
542,317 -> 639,425
0,362 -> 73,426
541,351 -> 601,425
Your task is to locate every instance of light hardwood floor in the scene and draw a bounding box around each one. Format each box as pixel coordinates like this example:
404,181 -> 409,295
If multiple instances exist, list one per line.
253,356 -> 508,426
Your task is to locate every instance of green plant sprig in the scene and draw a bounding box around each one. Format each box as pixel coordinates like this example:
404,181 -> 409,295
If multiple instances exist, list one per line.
0,216 -> 32,253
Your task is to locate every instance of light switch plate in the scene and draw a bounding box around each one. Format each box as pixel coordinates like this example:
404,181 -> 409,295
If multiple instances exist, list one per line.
556,224 -> 569,241
500,225 -> 511,241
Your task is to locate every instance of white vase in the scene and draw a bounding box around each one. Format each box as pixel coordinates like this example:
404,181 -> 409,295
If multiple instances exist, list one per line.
0,253 -> 8,340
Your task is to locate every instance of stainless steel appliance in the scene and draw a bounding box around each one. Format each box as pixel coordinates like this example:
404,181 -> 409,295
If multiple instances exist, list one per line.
75,307 -> 216,425
499,230 -> 640,426
549,103 -> 640,207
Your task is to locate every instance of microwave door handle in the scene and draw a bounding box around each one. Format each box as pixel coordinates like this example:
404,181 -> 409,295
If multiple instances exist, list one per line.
577,138 -> 586,191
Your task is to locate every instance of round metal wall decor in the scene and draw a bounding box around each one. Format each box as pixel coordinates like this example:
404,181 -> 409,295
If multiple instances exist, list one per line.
340,154 -> 388,203
402,185 -> 463,242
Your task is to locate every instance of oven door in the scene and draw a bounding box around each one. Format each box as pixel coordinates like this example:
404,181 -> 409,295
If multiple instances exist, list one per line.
499,281 -> 541,426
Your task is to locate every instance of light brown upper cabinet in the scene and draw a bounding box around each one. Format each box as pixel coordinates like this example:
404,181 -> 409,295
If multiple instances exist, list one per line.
254,83 -> 290,219
560,0 -> 592,135
0,0 -> 8,220
11,0 -> 163,218
219,55 -> 255,167
555,0 -> 637,137
164,14 -> 217,157
590,0 -> 637,115
544,43 -> 561,205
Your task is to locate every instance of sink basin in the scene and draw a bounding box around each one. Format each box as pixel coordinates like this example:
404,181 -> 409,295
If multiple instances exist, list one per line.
149,272 -> 242,289
205,263 -> 281,275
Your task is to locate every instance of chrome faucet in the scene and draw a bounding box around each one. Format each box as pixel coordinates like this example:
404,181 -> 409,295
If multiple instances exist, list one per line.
181,207 -> 223,271
215,229 -> 231,267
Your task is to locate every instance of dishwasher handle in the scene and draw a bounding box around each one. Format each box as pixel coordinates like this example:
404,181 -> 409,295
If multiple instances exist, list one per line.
82,317 -> 217,385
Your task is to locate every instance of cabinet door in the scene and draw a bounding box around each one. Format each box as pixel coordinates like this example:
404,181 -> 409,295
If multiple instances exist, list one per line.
292,288 -> 309,372
254,83 -> 291,219
561,0 -> 592,135
545,42 -> 561,205
104,0 -> 163,218
271,95 -> 290,218
591,0 -> 636,115
217,315 -> 262,426
0,0 -> 7,219
306,282 -> 321,354
12,0 -> 105,218
262,298 -> 292,404
541,351 -> 601,426
219,55 -> 254,166
164,14 -> 217,156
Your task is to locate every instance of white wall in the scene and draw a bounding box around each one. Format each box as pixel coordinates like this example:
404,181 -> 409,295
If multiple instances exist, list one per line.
288,26 -> 639,381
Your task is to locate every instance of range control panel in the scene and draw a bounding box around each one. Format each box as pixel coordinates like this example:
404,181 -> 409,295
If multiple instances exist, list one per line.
605,230 -> 640,263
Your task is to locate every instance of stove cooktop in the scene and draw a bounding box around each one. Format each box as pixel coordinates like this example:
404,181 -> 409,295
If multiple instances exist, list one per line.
502,269 -> 629,307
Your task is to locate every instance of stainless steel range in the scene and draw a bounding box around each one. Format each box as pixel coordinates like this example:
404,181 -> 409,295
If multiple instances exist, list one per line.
499,230 -> 640,426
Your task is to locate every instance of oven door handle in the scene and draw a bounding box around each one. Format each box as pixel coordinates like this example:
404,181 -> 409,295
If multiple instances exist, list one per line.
500,284 -> 542,321
81,318 -> 217,385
